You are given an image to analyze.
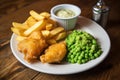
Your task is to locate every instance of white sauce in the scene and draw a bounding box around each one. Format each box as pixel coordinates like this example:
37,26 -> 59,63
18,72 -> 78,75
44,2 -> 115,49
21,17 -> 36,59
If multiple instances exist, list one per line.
55,9 -> 75,18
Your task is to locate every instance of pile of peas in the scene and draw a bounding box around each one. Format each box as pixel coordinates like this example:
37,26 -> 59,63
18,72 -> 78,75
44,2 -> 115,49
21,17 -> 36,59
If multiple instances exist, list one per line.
65,30 -> 102,64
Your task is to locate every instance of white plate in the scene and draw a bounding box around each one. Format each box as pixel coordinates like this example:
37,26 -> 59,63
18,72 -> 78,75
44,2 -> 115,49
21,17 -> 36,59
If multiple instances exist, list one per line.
10,16 -> 111,75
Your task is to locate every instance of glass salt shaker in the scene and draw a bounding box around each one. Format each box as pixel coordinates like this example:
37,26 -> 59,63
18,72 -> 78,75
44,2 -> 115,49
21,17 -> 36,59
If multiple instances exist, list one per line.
93,0 -> 109,29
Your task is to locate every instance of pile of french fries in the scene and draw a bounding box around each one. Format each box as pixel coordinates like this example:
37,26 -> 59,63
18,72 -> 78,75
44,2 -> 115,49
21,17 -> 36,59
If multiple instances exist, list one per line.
11,10 -> 67,44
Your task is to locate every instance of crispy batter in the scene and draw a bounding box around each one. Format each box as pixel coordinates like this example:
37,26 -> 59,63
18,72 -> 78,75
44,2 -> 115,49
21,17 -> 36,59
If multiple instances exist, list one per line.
17,31 -> 48,62
40,42 -> 67,63
29,31 -> 44,39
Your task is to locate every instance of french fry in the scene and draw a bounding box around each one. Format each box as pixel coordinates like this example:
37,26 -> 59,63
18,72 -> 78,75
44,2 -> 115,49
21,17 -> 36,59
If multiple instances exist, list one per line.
25,16 -> 37,27
11,27 -> 24,36
55,31 -> 67,41
30,10 -> 45,21
16,36 -> 27,42
12,22 -> 29,30
50,27 -> 64,37
40,12 -> 50,18
47,18 -> 57,27
24,20 -> 46,36
41,30 -> 50,38
45,23 -> 53,31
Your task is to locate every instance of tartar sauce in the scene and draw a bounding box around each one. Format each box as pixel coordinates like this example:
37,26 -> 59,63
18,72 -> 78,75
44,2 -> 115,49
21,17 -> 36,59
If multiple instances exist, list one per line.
55,9 -> 75,18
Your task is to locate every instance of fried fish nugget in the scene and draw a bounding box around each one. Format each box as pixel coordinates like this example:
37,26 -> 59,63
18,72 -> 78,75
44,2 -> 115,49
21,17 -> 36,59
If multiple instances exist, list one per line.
18,31 -> 48,63
29,31 -> 44,40
40,42 -> 67,63
18,39 -> 46,62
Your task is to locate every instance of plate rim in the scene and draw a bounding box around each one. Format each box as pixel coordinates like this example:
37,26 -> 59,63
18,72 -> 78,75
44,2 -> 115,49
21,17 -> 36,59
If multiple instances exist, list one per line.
10,16 -> 111,75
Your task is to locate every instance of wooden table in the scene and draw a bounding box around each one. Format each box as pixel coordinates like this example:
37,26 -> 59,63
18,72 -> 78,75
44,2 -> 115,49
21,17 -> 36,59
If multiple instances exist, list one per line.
0,0 -> 120,80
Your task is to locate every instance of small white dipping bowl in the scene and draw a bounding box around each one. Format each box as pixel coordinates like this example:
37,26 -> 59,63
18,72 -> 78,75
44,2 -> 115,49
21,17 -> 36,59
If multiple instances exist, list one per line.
51,4 -> 81,30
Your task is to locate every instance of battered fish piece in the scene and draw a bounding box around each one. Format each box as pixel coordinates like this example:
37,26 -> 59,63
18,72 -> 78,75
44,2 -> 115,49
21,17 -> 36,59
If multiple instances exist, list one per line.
28,31 -> 44,40
40,42 -> 67,63
17,31 -> 48,62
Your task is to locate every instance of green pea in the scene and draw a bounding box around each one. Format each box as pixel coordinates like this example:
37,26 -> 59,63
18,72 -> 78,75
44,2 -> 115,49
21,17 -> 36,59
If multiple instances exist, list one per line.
91,45 -> 96,50
70,55 -> 74,59
96,50 -> 102,56
85,54 -> 89,59
77,60 -> 82,64
78,56 -> 82,60
94,53 -> 99,58
74,57 -> 78,62
70,44 -> 75,49
90,49 -> 94,53
75,47 -> 80,52
92,39 -> 97,44
71,59 -> 75,63
82,46 -> 86,50
89,53 -> 93,57
81,59 -> 86,63
81,51 -> 84,56
90,56 -> 95,60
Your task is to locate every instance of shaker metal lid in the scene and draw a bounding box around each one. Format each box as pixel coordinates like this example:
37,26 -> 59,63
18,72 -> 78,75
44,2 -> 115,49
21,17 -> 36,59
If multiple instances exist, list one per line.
93,0 -> 109,13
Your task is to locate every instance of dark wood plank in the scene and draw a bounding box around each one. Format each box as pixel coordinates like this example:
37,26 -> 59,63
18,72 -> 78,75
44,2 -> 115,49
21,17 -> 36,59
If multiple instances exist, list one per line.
0,0 -> 38,17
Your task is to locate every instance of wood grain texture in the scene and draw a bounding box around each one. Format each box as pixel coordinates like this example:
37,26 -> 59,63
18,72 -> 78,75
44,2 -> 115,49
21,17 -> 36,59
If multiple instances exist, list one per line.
0,0 -> 120,80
